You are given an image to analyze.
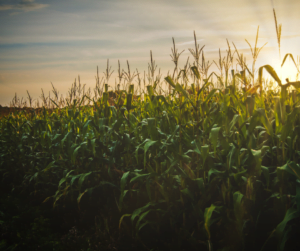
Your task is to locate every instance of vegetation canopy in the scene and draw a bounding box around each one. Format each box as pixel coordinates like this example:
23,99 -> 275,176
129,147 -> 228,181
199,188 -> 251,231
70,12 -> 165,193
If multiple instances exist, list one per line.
1,9 -> 300,251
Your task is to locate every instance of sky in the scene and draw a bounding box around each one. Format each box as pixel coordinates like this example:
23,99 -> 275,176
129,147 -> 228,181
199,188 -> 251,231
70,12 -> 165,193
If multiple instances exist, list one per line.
0,0 -> 300,106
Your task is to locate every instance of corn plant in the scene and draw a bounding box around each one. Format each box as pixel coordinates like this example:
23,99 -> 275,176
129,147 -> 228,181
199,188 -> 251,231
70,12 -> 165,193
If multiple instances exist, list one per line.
1,26 -> 300,251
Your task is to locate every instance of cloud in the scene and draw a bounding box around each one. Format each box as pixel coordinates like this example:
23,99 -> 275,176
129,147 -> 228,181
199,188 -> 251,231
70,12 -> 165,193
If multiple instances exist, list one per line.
0,74 -> 5,85
259,35 -> 300,39
0,5 -> 12,11
0,0 -> 48,12
282,35 -> 300,39
178,39 -> 204,46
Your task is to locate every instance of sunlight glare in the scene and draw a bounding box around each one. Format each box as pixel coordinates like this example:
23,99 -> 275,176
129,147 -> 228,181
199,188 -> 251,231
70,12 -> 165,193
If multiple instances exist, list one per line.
281,59 -> 299,83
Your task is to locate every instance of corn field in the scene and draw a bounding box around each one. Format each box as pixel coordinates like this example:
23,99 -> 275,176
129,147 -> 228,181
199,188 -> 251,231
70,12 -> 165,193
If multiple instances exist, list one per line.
1,22 -> 300,250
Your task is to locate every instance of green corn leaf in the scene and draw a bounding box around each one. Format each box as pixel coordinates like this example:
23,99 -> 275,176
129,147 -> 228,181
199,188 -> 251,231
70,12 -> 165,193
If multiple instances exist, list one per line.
260,145 -> 269,158
195,178 -> 205,193
233,169 -> 247,184
261,166 -> 270,188
42,196 -> 53,204
236,71 -> 249,87
233,191 -> 244,233
278,162 -> 300,180
131,202 -> 154,223
50,98 -> 59,108
135,210 -> 152,233
164,76 -> 176,88
287,81 -> 300,89
201,145 -> 209,164
274,97 -> 282,131
43,161 -> 55,172
197,72 -> 216,97
228,143 -> 236,170
91,138 -> 96,157
229,114 -> 240,132
61,132 -> 72,149
209,127 -> 221,155
147,85 -> 154,98
276,208 -> 300,251
65,170 -> 74,179
246,96 -> 255,116
174,165 -> 189,179
53,193 -> 63,208
72,145 -> 81,164
119,171 -> 130,210
155,181 -> 169,201
129,113 -> 138,125
82,119 -> 92,135
102,92 -> 109,105
70,174 -> 81,187
281,53 -> 297,68
144,140 -> 157,167
47,124 -> 52,133
208,169 -> 225,182
203,89 -> 217,104
296,180 -> 300,210
144,139 -> 156,167
191,66 -> 200,80
78,172 -> 92,192
51,133 -> 61,142
137,221 -> 151,233
147,118 -> 157,140
135,141 -> 144,165
175,83 -> 190,101
155,95 -> 170,108
280,106 -> 300,142
126,93 -> 133,111
130,173 -> 151,184
258,65 -> 282,87
245,64 -> 253,78
204,204 -> 217,240
251,149 -> 262,175
29,172 -> 39,183
116,90 -> 125,107
129,84 -> 134,94
77,189 -> 88,208
256,109 -> 273,136
58,177 -> 66,188
181,188 -> 194,201
119,214 -> 131,230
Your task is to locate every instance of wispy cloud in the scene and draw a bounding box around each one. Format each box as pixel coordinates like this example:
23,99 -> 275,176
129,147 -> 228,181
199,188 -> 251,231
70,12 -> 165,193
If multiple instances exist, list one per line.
178,39 -> 204,46
0,0 -> 48,12
0,74 -> 3,83
0,5 -> 12,11
259,34 -> 300,39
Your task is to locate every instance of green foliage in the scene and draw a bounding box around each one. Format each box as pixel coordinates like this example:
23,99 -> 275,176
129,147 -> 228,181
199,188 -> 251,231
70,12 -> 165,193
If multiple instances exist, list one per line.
1,55 -> 300,251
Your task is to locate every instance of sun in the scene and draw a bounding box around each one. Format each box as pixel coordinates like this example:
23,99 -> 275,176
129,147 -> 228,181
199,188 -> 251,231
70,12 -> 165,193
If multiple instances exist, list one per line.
281,59 -> 299,83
